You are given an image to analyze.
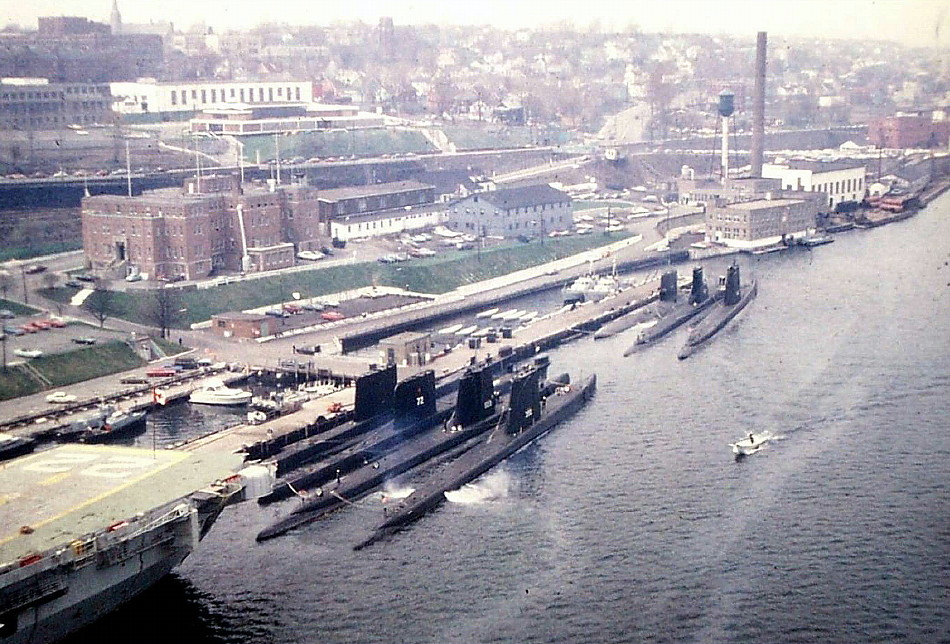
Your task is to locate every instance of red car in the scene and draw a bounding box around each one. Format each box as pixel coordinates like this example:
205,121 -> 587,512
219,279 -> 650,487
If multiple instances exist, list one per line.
47,318 -> 67,328
320,311 -> 345,322
19,324 -> 39,334
31,320 -> 51,330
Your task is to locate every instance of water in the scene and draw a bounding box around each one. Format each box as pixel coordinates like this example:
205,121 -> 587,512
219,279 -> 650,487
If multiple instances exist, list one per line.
64,194 -> 950,644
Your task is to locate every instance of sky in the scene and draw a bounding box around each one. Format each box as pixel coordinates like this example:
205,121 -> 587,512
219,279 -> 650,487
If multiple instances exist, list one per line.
5,0 -> 949,48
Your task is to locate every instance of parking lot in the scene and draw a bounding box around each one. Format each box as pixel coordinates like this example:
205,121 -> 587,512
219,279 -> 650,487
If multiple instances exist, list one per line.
1,310 -> 128,363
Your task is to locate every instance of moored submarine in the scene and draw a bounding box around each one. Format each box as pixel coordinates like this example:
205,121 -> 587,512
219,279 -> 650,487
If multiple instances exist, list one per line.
677,262 -> 757,360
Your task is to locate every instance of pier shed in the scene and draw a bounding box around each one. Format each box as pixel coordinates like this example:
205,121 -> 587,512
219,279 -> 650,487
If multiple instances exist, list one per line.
211,312 -> 274,339
379,331 -> 432,367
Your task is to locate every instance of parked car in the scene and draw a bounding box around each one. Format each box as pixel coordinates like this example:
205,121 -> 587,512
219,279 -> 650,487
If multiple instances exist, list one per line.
265,309 -> 289,318
24,264 -> 47,274
14,348 -> 43,358
72,337 -> 97,345
47,318 -> 67,328
297,250 -> 324,261
75,274 -> 96,282
46,391 -> 77,404
0,309 -> 14,319
283,304 -> 302,315
120,376 -> 149,384
320,311 -> 345,322
3,325 -> 24,336
19,324 -> 38,334
64,280 -> 82,288
31,320 -> 51,330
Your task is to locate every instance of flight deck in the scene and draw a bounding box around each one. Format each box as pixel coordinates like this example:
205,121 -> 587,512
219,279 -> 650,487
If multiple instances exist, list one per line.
0,444 -> 244,563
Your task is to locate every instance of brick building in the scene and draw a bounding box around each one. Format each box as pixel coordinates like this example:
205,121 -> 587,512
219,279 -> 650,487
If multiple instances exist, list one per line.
868,112 -> 950,149
446,184 -> 572,238
81,175 -> 323,280
705,194 -> 820,249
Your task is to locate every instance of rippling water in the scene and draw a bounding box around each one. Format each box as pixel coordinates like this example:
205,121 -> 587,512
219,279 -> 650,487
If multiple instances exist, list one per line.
65,194 -> 950,644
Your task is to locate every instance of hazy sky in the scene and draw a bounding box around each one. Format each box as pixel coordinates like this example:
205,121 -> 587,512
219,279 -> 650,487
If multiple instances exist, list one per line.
7,0 -> 950,48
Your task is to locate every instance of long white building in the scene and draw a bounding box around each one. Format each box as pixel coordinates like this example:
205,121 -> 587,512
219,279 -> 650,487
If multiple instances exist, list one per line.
111,79 -> 313,116
762,160 -> 867,210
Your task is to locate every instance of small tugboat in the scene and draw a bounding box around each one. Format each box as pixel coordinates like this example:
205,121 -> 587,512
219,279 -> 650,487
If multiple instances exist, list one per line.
0,432 -> 37,461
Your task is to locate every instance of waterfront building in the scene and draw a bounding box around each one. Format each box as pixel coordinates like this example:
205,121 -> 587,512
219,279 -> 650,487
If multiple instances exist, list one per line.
446,184 -> 572,238
0,77 -> 113,129
81,175 -> 323,280
762,160 -> 867,210
704,194 -> 820,248
330,203 -> 445,242
868,112 -> 950,149
317,180 -> 435,220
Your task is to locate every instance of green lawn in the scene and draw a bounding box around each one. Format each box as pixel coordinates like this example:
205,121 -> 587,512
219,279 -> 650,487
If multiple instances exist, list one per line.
0,341 -> 145,401
0,298 -> 41,316
44,232 -> 630,329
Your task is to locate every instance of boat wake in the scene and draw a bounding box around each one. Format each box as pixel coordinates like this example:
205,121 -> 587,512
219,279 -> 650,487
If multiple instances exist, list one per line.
444,469 -> 512,504
378,482 -> 415,503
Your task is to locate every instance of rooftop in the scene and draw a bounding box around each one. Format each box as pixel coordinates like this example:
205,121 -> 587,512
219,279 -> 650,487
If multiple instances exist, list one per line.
728,197 -> 805,210
471,184 -> 571,210
317,180 -> 433,203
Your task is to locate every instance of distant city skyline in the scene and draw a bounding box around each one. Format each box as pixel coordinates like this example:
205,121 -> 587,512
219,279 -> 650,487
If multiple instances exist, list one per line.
5,0 -> 949,48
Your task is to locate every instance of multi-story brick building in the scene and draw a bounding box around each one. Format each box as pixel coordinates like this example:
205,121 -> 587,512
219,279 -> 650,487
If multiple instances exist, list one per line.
868,112 -> 950,149
81,175 -> 323,280
705,193 -> 820,249
446,185 -> 572,238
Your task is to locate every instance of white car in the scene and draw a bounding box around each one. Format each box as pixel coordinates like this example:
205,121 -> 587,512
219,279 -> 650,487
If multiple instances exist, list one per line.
14,348 -> 43,358
297,250 -> 325,261
46,391 -> 77,404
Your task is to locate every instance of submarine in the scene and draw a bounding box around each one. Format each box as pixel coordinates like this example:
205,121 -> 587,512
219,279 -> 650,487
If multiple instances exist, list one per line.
677,262 -> 757,360
622,267 -> 720,356
256,359 -> 524,541
355,363 -> 596,550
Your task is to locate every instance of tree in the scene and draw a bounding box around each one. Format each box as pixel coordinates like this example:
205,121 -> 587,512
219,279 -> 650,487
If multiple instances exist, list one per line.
148,285 -> 182,339
84,279 -> 115,328
0,270 -> 12,301
41,272 -> 58,291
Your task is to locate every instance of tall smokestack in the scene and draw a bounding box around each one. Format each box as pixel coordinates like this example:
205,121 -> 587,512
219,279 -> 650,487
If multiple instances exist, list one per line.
750,31 -> 767,177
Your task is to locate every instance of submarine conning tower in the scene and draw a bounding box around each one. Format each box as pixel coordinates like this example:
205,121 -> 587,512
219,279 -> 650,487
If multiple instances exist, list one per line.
506,365 -> 543,435
724,263 -> 742,306
393,370 -> 436,428
659,270 -> 678,303
353,364 -> 397,422
690,266 -> 708,304
454,363 -> 496,427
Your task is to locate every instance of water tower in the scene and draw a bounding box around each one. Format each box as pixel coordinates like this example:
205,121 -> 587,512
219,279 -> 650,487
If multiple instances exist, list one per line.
718,90 -> 734,187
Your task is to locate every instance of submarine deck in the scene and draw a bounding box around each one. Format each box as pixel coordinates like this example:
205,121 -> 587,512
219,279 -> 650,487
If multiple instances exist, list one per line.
0,444 -> 244,565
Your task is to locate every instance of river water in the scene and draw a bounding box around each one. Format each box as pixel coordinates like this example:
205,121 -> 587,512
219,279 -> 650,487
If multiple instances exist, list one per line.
65,193 -> 950,644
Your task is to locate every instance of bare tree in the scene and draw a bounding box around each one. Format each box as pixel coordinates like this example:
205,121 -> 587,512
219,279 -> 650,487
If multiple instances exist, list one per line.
0,270 -> 12,301
84,278 -> 115,328
148,285 -> 182,339
41,272 -> 58,291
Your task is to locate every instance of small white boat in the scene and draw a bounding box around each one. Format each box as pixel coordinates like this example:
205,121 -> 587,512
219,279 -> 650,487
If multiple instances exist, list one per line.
476,307 -> 499,319
520,311 -> 538,322
437,323 -> 465,335
731,433 -> 766,457
472,327 -> 492,337
491,308 -> 517,320
456,325 -> 478,336
189,379 -> 252,406
500,309 -> 525,321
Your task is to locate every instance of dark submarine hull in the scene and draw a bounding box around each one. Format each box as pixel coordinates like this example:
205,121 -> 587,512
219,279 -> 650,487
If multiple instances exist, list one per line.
678,280 -> 757,360
622,294 -> 720,356
354,374 -> 596,550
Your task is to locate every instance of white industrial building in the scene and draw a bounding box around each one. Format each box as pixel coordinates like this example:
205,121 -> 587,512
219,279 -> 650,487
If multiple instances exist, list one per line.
330,205 -> 446,241
762,160 -> 867,210
111,79 -> 313,116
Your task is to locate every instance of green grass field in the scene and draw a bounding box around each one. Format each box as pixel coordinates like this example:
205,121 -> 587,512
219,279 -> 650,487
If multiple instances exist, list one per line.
0,341 -> 144,402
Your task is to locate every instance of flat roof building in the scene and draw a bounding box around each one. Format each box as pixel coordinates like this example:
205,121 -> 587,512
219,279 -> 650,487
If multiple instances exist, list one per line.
762,160 -> 867,210
705,194 -> 820,249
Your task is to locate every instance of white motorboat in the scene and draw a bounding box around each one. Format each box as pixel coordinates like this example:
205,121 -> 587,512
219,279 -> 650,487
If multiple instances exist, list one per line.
437,323 -> 464,335
731,432 -> 767,457
475,307 -> 499,319
456,325 -> 478,336
491,308 -> 517,320
189,379 -> 252,406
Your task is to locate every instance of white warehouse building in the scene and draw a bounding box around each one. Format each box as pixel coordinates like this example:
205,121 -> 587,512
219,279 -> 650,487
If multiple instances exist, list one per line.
762,160 -> 867,211
111,79 -> 313,116
330,205 -> 446,242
